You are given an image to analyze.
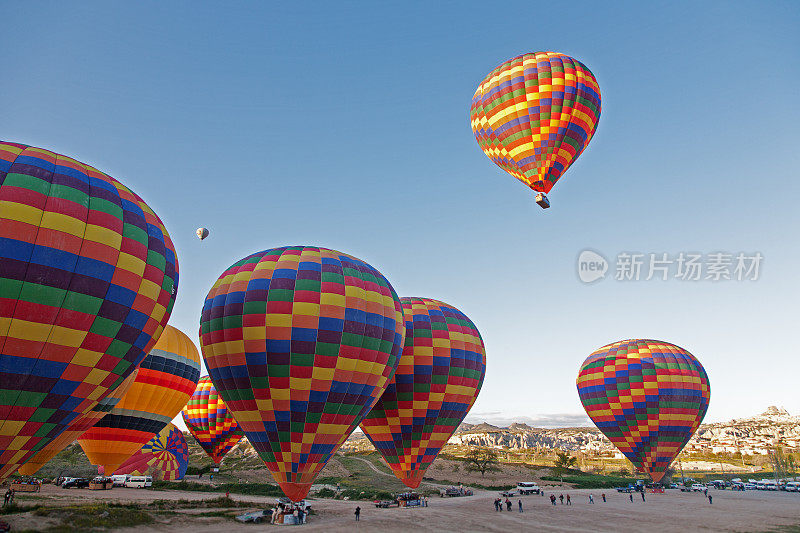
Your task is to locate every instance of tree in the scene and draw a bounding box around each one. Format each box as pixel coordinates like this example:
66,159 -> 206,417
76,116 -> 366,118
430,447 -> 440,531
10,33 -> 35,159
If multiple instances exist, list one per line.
552,451 -> 578,483
463,448 -> 501,477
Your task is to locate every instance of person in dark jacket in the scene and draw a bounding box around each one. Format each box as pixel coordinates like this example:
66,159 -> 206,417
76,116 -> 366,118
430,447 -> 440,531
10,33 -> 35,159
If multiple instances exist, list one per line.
354,506 -> 361,521
518,500 -> 523,513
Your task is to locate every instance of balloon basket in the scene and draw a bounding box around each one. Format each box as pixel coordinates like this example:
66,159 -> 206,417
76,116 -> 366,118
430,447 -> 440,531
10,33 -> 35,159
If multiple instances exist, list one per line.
535,193 -> 550,209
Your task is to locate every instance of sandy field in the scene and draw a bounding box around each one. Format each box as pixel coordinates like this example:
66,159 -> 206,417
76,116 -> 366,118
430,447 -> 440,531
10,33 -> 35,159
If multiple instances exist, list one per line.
5,484 -> 800,532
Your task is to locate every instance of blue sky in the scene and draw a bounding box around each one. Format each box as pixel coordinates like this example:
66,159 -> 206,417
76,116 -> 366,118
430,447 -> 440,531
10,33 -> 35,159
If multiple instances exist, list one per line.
3,1 -> 799,429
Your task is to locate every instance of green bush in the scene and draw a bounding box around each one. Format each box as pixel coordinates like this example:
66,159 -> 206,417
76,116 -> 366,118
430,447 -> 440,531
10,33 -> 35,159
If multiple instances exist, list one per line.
540,473 -> 635,489
0,502 -> 41,515
152,480 -> 285,497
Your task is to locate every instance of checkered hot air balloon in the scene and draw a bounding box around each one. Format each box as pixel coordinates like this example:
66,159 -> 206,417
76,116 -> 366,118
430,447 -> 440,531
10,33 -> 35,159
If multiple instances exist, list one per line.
77,325 -> 201,474
576,339 -> 710,482
361,297 -> 486,488
200,246 -> 405,502
0,141 -> 178,481
182,376 -> 244,464
470,52 -> 601,207
116,423 -> 189,481
16,369 -> 139,476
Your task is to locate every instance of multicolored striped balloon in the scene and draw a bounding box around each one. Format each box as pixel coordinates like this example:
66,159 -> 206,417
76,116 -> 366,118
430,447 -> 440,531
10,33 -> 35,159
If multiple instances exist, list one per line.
201,246 -> 405,501
361,297 -> 486,488
78,325 -> 201,474
116,423 -> 189,481
0,141 -> 178,481
576,339 -> 710,482
182,376 -> 244,465
16,369 -> 139,476
470,52 -> 601,195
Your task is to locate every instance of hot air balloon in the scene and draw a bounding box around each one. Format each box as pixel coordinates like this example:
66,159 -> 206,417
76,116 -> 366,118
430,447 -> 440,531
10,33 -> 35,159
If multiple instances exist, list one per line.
78,325 -> 201,474
576,339 -> 710,482
182,376 -> 244,464
470,52 -> 601,208
16,369 -> 139,476
0,141 -> 178,481
115,423 -> 189,481
196,227 -> 209,240
200,246 -> 405,501
361,297 -> 486,488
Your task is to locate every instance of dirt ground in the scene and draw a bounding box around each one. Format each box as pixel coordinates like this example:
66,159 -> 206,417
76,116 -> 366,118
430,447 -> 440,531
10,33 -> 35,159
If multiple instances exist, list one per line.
5,484 -> 800,532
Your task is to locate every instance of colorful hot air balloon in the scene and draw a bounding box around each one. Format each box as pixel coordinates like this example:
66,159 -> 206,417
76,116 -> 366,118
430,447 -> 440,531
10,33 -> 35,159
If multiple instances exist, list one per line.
196,227 -> 209,240
470,52 -> 601,208
361,297 -> 486,488
16,369 -> 139,476
182,376 -> 244,464
576,339 -> 710,482
116,423 -> 189,481
78,325 -> 201,474
0,141 -> 178,481
200,246 -> 405,501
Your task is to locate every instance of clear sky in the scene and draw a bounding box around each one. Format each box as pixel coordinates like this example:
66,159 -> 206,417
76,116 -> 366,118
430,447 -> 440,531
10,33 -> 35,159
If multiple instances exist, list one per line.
3,1 -> 799,430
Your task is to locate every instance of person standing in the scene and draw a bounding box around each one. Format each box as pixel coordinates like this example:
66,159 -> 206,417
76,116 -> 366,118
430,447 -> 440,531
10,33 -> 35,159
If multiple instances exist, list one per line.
566,494 -> 571,506
354,506 -> 361,521
708,494 -> 713,505
601,493 -> 606,503
494,499 -> 499,512
518,500 -> 523,513
298,507 -> 305,524
3,489 -> 9,507
7,489 -> 13,506
629,493 -> 633,503
551,494 -> 557,506
506,498 -> 512,511
589,494 -> 594,504
641,491 -> 646,502
559,494 -> 564,505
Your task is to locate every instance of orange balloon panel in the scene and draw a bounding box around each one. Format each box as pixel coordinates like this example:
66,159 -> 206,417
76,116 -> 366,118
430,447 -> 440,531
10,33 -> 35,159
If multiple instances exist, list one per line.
16,369 -> 139,476
78,325 -> 200,474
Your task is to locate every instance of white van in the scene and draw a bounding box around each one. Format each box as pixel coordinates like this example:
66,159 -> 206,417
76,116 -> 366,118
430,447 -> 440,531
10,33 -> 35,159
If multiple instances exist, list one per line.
516,482 -> 541,495
124,475 -> 153,488
111,475 -> 128,487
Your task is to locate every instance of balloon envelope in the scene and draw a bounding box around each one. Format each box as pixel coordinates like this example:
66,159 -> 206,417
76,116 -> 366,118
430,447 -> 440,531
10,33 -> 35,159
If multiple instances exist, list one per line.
182,376 -> 244,464
16,368 -> 139,476
200,246 -> 405,501
576,339 -> 710,482
196,227 -> 209,240
0,141 -> 178,481
116,423 -> 189,480
78,325 -> 201,474
361,297 -> 486,488
470,52 -> 601,195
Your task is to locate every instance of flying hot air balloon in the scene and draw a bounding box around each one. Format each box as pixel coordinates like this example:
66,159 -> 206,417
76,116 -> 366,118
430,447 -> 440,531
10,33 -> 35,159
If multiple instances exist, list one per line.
576,339 -> 710,482
361,297 -> 486,488
182,376 -> 244,464
116,423 -> 189,481
0,141 -> 178,481
16,369 -> 139,476
470,52 -> 601,208
77,325 -> 201,474
196,227 -> 209,240
200,246 -> 405,501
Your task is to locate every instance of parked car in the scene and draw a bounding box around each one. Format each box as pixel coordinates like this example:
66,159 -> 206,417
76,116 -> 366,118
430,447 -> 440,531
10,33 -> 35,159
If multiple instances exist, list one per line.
62,478 -> 89,489
124,475 -> 152,488
374,499 -> 400,508
499,490 -> 518,498
111,475 -> 128,487
235,510 -> 270,523
785,481 -> 800,492
616,485 -> 636,493
691,484 -> 707,492
744,482 -> 758,490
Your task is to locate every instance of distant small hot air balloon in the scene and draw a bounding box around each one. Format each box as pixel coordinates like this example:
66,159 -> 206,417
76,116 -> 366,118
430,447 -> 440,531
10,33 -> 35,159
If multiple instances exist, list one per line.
577,339 -> 710,482
196,227 -> 209,240
470,52 -> 601,208
0,141 -> 178,481
182,376 -> 244,465
77,325 -> 201,475
116,423 -> 189,481
361,297 -> 486,488
201,246 -> 405,502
